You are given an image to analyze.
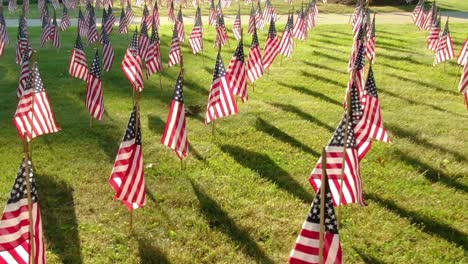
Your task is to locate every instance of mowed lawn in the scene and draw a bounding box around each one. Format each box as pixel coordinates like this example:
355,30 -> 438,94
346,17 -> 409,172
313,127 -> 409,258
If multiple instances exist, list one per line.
0,22 -> 467,263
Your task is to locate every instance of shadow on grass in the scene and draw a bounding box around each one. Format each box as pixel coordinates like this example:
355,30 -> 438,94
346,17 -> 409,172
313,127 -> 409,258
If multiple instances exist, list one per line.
276,81 -> 342,107
219,144 -> 314,203
367,193 -> 468,250
148,114 -> 166,135
190,180 -> 274,264
387,124 -> 467,163
268,102 -> 335,133
378,53 -> 424,66
353,247 -> 386,264
393,149 -> 467,193
312,50 -> 348,64
301,60 -> 347,74
38,174 -> 82,264
137,237 -> 171,264
386,73 -> 459,96
255,117 -> 320,157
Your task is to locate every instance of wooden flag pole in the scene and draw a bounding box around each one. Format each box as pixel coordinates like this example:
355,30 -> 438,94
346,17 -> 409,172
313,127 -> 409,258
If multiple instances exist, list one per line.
159,73 -> 163,89
23,134 -> 35,264
337,87 -> 351,224
318,147 -> 328,264
28,57 -> 38,160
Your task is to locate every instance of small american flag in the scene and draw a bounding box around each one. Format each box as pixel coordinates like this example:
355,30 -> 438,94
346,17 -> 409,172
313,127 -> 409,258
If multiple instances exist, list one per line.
459,58 -> 468,109
189,6 -> 203,54
247,27 -> 264,83
0,159 -> 46,264
248,6 -> 256,35
17,49 -> 30,98
0,6 -> 9,57
50,10 -> 60,48
215,13 -> 228,47
14,63 -> 61,141
104,0 -> 113,9
421,2 -> 436,31
208,0 -> 217,26
427,14 -> 440,51
168,24 -> 181,67
78,9 -> 88,38
233,7 -> 242,41
145,20 -> 163,77
279,13 -> 294,58
141,4 -> 152,30
414,6 -> 426,29
126,1 -> 135,25
366,14 -> 376,63
263,0 -> 277,27
348,39 -> 366,103
255,2 -> 264,30
205,51 -> 239,124
176,7 -> 185,42
40,15 -> 51,47
351,0 -> 362,26
22,0 -> 30,14
306,0 -> 318,31
139,23 -> 150,65
109,106 -> 146,211
16,16 -> 30,65
87,7 -> 98,45
86,50 -> 105,120
168,0 -> 175,23
101,7 -> 113,36
119,7 -> 128,34
8,0 -> 17,12
457,38 -> 468,66
102,29 -> 115,72
106,6 -> 115,33
161,71 -> 189,159
262,17 -> 280,70
412,0 -> 425,21
354,67 -> 389,160
293,6 -> 307,41
289,185 -> 343,264
122,30 -> 144,91
60,6 -> 71,31
227,40 -> 248,102
152,2 -> 160,28
309,110 -> 365,206
434,18 -> 455,65
69,33 -> 89,80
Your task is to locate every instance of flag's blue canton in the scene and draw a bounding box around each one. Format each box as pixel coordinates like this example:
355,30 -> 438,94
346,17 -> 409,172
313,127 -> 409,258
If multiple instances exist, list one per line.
350,84 -> 363,123
90,51 -> 101,79
307,189 -> 339,234
130,30 -> 140,54
213,53 -> 226,80
365,68 -> 378,98
120,7 -> 125,20
143,4 -> 149,17
102,29 -> 110,44
75,33 -> 84,49
354,44 -> 365,70
173,73 -> 184,102
172,24 -> 178,40
234,42 -> 245,62
177,8 -> 183,22
141,22 -> 149,37
27,65 -> 45,93
442,20 -> 449,36
329,116 -> 356,148
124,108 -> 142,145
252,30 -> 259,47
151,24 -> 159,43
78,8 -> 84,20
268,18 -> 277,38
8,160 -> 38,204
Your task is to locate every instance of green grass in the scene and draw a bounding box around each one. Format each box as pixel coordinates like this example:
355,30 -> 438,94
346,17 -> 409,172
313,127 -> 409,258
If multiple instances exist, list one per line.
3,0 -> 468,20
0,22 -> 467,263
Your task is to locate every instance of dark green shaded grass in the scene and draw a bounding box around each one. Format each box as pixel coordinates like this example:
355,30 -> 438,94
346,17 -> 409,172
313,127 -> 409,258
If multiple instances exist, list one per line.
0,22 -> 467,263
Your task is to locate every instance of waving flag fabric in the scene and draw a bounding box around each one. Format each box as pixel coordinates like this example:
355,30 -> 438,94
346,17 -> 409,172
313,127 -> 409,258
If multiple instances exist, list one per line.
69,33 -> 88,80
86,51 -> 105,120
122,31 -> 144,91
146,20 -> 163,77
60,6 -> 71,31
189,6 -> 203,54
168,24 -> 181,67
228,40 -> 248,102
434,18 -> 455,65
263,17 -> 280,70
247,27 -> 264,83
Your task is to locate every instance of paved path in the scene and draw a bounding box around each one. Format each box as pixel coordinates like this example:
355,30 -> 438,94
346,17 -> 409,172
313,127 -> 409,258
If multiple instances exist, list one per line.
5,11 -> 468,27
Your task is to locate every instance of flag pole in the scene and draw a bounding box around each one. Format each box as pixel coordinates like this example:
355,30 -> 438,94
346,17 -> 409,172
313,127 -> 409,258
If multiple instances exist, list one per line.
318,147 -> 328,264
23,134 -> 36,264
337,86 -> 351,224
28,57 -> 38,160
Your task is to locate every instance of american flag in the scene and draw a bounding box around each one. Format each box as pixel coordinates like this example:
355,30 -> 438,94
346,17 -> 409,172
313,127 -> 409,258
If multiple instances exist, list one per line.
412,0 -> 425,22
16,16 -> 29,65
84,1 -> 92,29
126,1 -> 135,25
106,6 -> 115,33
141,4 -> 152,30
263,0 -> 277,27
208,0 -> 217,26
247,27 -> 264,83
17,49 -> 30,98
139,23 -> 150,65
189,6 -> 203,54
101,7 -> 113,36
161,71 -> 189,159
457,38 -> 468,66
122,31 -> 144,91
459,58 -> 468,110
168,0 -> 176,23
255,1 -> 264,30
366,14 -> 376,63
60,6 -> 71,31
152,2 -> 160,28
40,15 -> 51,47
69,33 -> 88,80
102,29 -> 115,72
168,24 -> 181,67
308,110 -> 365,206
109,106 -> 146,211
87,7 -> 98,45
415,5 -> 426,29
279,13 -> 294,58
0,159 -> 46,264
215,12 -> 228,47
119,7 -> 128,34
289,186 -> 343,264
233,7 -> 242,41
422,2 -> 437,31
205,51 -> 239,124
8,0 -> 17,12
14,63 -> 61,141
22,0 -> 30,14
0,7 -> 9,57
104,0 -> 113,8
293,6 -> 307,41
354,67 -> 389,160
262,17 -> 280,70
427,14 -> 440,51
227,40 -> 248,102
434,18 -> 455,65
145,21 -> 163,77
248,6 -> 256,35
348,34 -> 366,103
50,10 -> 60,48
78,9 -> 88,38
86,51 -> 105,120
176,7 -> 185,42
306,0 -> 318,31
221,0 -> 231,9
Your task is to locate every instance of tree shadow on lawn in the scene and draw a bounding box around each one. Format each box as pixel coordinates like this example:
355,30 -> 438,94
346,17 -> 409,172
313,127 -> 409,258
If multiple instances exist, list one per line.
267,102 -> 335,133
137,236 -> 171,264
219,144 -> 314,204
386,73 -> 459,96
38,174 -> 83,264
301,60 -> 347,75
300,70 -> 346,90
255,117 -> 320,157
189,180 -> 275,264
378,53 -> 424,66
392,149 -> 468,193
148,114 -> 166,135
312,50 -> 348,64
352,247 -> 386,264
276,81 -> 342,107
367,193 -> 467,250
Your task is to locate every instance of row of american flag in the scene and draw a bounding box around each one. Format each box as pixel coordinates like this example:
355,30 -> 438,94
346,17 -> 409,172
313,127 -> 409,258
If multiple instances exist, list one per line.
411,0 -> 468,110
0,0 -> 326,262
